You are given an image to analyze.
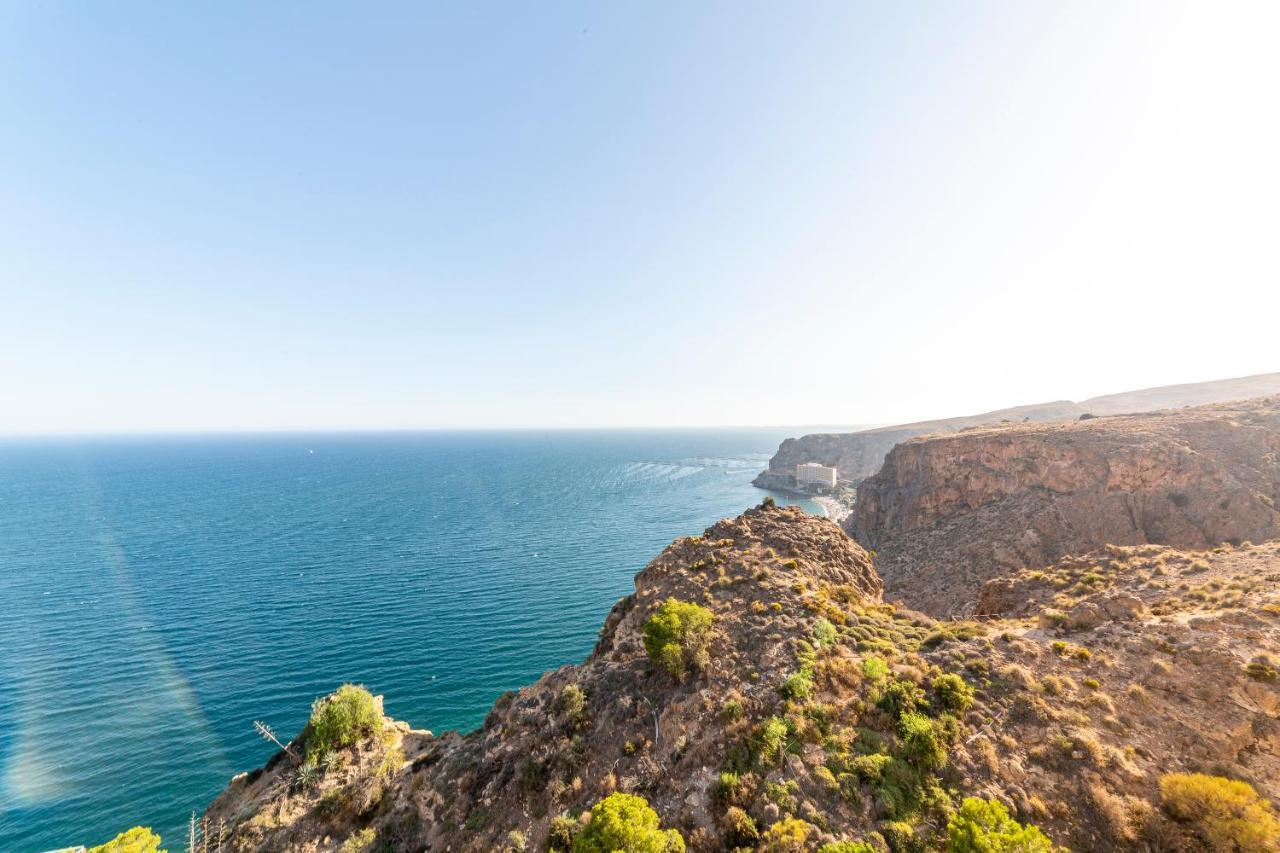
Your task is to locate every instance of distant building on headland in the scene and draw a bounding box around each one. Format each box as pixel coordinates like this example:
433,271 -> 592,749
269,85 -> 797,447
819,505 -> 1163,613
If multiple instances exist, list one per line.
795,462 -> 838,492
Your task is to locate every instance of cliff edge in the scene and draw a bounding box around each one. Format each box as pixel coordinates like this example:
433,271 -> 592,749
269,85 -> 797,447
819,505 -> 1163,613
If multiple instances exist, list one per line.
849,396 -> 1280,616
757,372 -> 1280,489
198,500 -> 1280,852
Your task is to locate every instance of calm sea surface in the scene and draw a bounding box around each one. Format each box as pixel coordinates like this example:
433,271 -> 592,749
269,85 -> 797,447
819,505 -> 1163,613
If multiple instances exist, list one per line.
0,430 -> 819,850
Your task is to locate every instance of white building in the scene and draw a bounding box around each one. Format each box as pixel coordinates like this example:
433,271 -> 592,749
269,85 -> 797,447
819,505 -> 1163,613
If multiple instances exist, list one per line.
795,462 -> 838,491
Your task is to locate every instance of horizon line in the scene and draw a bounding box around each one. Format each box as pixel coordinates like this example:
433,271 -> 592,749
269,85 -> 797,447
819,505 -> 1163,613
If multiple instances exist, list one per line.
0,423 -> 882,441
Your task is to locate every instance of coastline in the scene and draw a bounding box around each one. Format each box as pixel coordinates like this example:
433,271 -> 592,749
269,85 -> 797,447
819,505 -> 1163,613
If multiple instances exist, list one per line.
810,494 -> 851,524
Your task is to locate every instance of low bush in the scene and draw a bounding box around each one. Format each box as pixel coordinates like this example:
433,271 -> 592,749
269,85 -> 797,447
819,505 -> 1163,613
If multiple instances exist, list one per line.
88,827 -> 165,853
819,842 -> 877,853
876,678 -> 924,720
881,820 -> 923,853
931,673 -> 974,713
1159,772 -> 1280,851
307,684 -> 383,759
873,758 -> 924,819
862,656 -> 890,681
339,828 -> 377,853
946,797 -> 1055,852
754,716 -> 791,766
723,806 -> 759,847
850,753 -> 892,782
573,793 -> 685,853
898,712 -> 947,770
760,817 -> 815,852
555,685 -> 587,720
812,617 -> 839,646
780,670 -> 814,701
548,815 -> 578,852
714,771 -> 744,806
1246,657 -> 1278,682
643,599 -> 715,679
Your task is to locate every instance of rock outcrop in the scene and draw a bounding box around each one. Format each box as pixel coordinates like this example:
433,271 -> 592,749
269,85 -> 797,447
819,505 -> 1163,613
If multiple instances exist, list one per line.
754,401 -> 1083,489
849,396 -> 1280,616
199,502 -> 1280,852
756,372 -> 1280,488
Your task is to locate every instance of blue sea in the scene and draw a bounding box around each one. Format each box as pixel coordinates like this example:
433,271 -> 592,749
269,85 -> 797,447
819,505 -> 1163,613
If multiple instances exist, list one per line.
0,430 -> 819,851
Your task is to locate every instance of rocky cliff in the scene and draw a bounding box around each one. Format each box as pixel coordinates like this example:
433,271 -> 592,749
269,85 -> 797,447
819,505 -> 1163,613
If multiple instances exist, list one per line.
754,402 -> 1083,489
849,396 -> 1280,616
196,501 -> 1280,852
757,372 -> 1280,488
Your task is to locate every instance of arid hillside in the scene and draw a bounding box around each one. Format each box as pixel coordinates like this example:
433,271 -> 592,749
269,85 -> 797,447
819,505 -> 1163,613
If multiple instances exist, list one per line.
849,396 -> 1280,616
194,503 -> 1280,853
757,372 -> 1280,488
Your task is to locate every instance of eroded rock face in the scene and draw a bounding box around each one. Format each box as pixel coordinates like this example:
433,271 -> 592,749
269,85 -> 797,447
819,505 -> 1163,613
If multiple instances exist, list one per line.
754,401 -> 1083,488
756,373 -> 1280,488
849,397 -> 1280,615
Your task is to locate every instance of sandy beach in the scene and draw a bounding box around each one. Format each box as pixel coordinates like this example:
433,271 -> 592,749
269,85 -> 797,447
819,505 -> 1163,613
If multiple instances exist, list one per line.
811,494 -> 852,524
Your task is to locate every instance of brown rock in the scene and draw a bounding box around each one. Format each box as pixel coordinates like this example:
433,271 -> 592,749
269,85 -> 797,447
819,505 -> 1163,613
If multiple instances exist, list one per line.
850,395 -> 1280,615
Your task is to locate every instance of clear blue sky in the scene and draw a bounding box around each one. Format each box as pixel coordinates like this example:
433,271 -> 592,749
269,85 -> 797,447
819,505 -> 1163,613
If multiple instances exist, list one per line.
2,2 -> 1277,433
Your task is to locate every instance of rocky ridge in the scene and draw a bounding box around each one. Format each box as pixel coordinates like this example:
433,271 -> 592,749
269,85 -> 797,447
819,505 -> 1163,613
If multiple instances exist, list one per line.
849,396 -> 1280,616
757,372 -> 1280,488
199,501 -> 1280,852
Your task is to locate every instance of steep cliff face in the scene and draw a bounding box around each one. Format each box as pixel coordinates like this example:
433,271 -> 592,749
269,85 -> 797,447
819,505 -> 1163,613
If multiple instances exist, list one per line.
200,502 -> 1280,853
849,396 -> 1280,615
757,372 -> 1280,488
754,402 -> 1083,488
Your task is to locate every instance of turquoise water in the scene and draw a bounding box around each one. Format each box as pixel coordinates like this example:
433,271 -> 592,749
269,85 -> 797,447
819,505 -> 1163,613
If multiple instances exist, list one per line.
0,430 -> 814,850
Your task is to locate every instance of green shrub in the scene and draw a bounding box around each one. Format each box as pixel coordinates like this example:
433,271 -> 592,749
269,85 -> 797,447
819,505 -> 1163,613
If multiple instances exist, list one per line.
765,779 -> 800,814
724,806 -> 759,847
881,821 -> 923,853
812,618 -> 839,646
715,771 -> 745,805
1246,659 -> 1278,682
780,671 -> 814,701
754,716 -> 791,766
877,678 -> 924,719
862,656 -> 890,681
339,827 -> 377,853
721,697 -> 745,721
573,793 -> 685,853
1160,772 -> 1280,851
898,712 -> 947,770
947,797 -> 1055,852
874,758 -> 923,819
819,843 -> 877,853
555,684 -> 587,720
853,727 -> 885,755
931,673 -> 974,713
307,684 -> 383,759
548,815 -> 578,852
88,827 -> 166,853
643,599 -> 715,679
850,752 -> 892,782
761,817 -> 815,852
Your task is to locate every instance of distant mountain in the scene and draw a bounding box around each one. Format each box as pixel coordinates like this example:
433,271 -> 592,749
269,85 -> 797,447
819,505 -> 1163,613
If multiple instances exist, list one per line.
755,371 -> 1280,488
1081,371 -> 1280,414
